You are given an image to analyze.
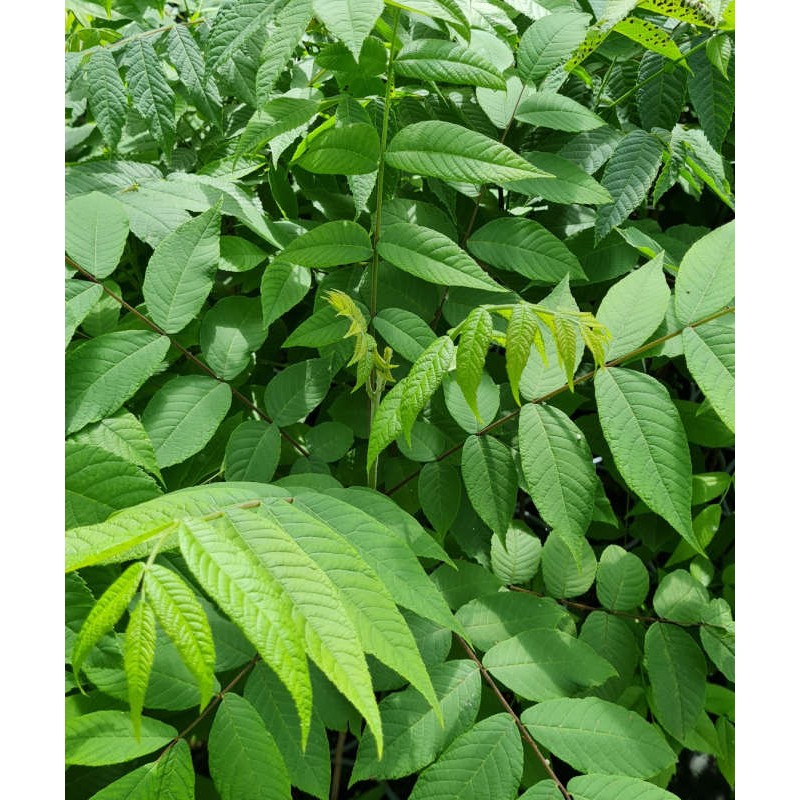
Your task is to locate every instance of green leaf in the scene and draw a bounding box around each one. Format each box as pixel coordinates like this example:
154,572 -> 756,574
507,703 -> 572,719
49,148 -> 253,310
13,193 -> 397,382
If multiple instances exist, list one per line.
419,462 -> 461,535
637,51 -> 687,131
578,610 -> 639,702
121,38 -> 175,156
295,123 -> 380,174
505,304 -> 544,405
674,221 -> 734,325
256,0 -> 314,101
66,710 -> 176,766
205,0 -> 279,74
409,714 -> 523,800
468,218 -> 584,284
167,25 -> 222,125
385,120 -> 550,185
142,205 -> 221,334
568,774 -> 681,800
653,568 -> 710,622
352,659 -> 480,783
263,358 -> 331,426
519,404 -> 596,541
595,130 -> 663,242
65,280 -> 103,346
688,46 -> 734,150
613,16 -> 685,61
443,372 -> 500,434
400,336 -> 455,441
312,0 -> 383,58
515,92 -> 605,132
275,220 -> 372,268
66,331 -> 170,435
542,532 -> 597,599
491,523 -> 542,584
700,598 -> 734,681
462,435 -> 517,537
66,442 -> 162,528
644,622 -> 707,740
72,562 -> 145,682
143,564 -> 216,709
224,421 -> 281,482
66,192 -> 130,280
123,599 -> 157,738
484,628 -> 616,701
367,379 -> 405,469
200,295 -> 268,379
596,254 -> 671,360
261,261 -> 312,327
209,693 -> 291,800
244,663 -> 331,799
683,315 -> 734,432
86,48 -> 127,150
395,39 -> 505,89
306,422 -> 354,462
86,739 -> 194,799
374,308 -> 436,362
517,12 -> 591,83
239,97 -> 320,155
379,223 -> 504,291
455,307 -> 493,418
143,376 -> 232,469
509,151 -> 612,205
522,697 -> 675,778
596,545 -> 649,611
283,304 -> 349,349
220,236 -> 267,272
71,410 -> 162,483
595,368 -> 695,546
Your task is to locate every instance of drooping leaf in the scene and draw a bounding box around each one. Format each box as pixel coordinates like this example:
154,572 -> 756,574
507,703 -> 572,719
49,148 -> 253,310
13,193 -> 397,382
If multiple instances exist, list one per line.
595,368 -> 695,546
205,0 -> 279,75
123,599 -> 157,738
385,120 -> 550,185
688,46 -> 734,150
142,375 -> 232,469
379,223 -> 504,291
409,714 -> 523,800
455,307 -> 493,418
395,40 -> 505,88
522,697 -> 675,778
167,24 -> 222,125
461,435 -> 517,536
66,192 -> 130,280
208,693 -> 291,800
66,331 -> 170,435
505,303 -> 545,405
637,51 -> 688,131
312,0 -> 383,58
519,404 -> 596,541
256,0 -> 314,101
515,92 -> 605,132
400,336 -> 455,441
86,48 -> 127,150
700,598 -> 735,681
517,12 -> 591,83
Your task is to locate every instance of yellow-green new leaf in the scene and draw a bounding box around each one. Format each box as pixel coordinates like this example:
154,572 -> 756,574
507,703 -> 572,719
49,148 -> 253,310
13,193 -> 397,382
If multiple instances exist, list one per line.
455,307 -> 493,419
143,564 -> 216,710
506,304 -> 545,405
400,336 -> 455,442
367,379 -> 405,469
395,40 -> 505,89
72,562 -> 146,685
123,599 -> 157,738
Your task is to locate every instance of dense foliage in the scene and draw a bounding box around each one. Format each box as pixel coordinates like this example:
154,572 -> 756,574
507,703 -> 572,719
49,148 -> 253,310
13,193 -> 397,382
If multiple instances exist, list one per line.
65,1 -> 735,798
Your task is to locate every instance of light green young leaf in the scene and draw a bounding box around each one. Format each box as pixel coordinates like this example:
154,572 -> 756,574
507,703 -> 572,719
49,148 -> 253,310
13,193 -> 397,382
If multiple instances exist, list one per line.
509,151 -> 613,205
644,622 -> 707,740
595,130 -> 663,242
596,254 -> 670,360
522,697 -> 675,778
209,693 -> 291,800
505,304 -> 544,405
367,379 -> 405,469
596,544 -> 649,611
143,375 -> 232,469
66,710 -> 176,767
275,220 -> 372,268
683,315 -> 734,432
395,39 -> 505,88
455,307 -> 493,419
65,280 -> 103,346
66,192 -> 130,280
542,532 -> 597,599
468,217 -> 585,283
568,774 -> 681,800
143,564 -> 216,710
86,48 -> 127,149
263,358 -> 331,426
200,295 -> 268,379
674,221 -> 734,325
261,261 -> 312,327
485,628 -> 616,701
120,38 -> 175,156
462,435 -> 518,537
72,562 -> 145,683
224,421 -> 281,482
595,368 -> 695,546
491,523 -> 542,584
351,660 -> 481,784
400,336 -> 455,441
515,92 -> 605,132
142,205 -> 221,333
519,404 -> 596,541
379,222 -> 503,291
517,12 -> 591,83
312,0 -> 383,58
409,714 -> 523,800
385,120 -> 550,185
123,599 -> 157,738
295,123 -> 380,174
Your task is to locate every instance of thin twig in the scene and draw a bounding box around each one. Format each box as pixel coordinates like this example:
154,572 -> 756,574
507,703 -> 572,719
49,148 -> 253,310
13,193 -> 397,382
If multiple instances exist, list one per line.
329,730 -> 348,800
457,636 -> 572,800
66,256 -> 311,457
